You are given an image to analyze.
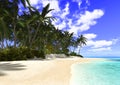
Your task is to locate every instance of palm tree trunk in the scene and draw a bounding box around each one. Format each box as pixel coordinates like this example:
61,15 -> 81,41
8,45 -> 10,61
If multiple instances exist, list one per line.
31,23 -> 40,47
13,24 -> 17,48
78,46 -> 81,55
27,25 -> 32,47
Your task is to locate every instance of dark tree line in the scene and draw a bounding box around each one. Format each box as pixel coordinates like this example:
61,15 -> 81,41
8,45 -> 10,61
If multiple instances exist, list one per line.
0,0 -> 87,60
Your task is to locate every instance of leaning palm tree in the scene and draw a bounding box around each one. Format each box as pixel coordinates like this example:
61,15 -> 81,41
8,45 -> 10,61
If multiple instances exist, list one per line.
77,35 -> 87,54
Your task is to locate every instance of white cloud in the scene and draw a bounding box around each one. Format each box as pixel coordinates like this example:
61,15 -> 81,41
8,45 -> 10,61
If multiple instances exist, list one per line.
51,2 -> 70,30
84,38 -> 119,52
86,40 -> 113,48
83,34 -> 119,52
29,0 -> 61,16
93,40 -> 112,48
73,0 -> 90,9
20,0 -> 119,55
68,9 -> 104,35
55,21 -> 67,30
28,0 -> 104,35
89,47 -> 111,52
70,33 -> 116,53
84,33 -> 97,40
29,0 -> 60,14
61,3 -> 70,19
29,0 -> 40,5
41,0 -> 60,12
77,10 -> 104,25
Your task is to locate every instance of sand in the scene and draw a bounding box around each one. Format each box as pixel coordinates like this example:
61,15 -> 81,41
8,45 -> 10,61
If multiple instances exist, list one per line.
0,58 -> 106,85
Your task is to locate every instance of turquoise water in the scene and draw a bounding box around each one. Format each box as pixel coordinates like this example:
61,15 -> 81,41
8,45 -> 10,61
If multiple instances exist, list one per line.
70,59 -> 120,85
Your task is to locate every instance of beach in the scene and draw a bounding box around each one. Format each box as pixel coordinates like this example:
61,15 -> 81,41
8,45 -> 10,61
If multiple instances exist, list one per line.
0,57 -> 105,85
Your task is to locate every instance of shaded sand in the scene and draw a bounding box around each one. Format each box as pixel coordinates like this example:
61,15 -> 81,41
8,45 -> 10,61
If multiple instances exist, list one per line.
0,58 -> 106,85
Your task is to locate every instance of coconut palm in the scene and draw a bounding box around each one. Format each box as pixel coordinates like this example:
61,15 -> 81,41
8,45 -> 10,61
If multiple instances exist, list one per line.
0,0 -> 31,48
17,4 -> 55,50
0,1 -> 85,57
61,31 -> 74,54
77,35 -> 87,54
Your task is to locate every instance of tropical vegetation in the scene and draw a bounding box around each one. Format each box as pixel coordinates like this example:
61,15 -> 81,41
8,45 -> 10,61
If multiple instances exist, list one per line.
0,0 -> 87,61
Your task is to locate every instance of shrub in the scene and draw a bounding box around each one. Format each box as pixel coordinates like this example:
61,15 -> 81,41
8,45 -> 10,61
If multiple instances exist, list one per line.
39,50 -> 45,59
0,46 -> 46,61
18,46 -> 34,59
0,47 -> 27,61
69,52 -> 83,58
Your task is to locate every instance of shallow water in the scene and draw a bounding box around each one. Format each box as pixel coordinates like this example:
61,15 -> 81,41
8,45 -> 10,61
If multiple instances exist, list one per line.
70,59 -> 120,85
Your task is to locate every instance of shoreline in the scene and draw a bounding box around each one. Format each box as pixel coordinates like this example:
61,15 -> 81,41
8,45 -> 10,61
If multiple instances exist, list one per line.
0,57 -> 106,85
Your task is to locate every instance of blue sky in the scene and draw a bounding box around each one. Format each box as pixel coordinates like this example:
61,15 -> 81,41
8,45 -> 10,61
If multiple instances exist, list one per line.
22,0 -> 120,57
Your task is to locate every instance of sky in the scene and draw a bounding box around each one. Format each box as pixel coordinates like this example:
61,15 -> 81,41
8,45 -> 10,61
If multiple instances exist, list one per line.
20,0 -> 120,57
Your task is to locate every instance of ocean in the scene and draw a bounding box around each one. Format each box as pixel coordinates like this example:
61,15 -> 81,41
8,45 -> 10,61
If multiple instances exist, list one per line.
70,58 -> 120,85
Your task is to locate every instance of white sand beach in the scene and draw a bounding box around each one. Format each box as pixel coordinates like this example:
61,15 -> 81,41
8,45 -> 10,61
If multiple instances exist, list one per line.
0,58 -> 106,85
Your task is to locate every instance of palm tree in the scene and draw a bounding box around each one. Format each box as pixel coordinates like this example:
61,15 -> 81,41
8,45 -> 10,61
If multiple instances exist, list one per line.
0,1 -> 81,57
17,4 -> 55,51
61,31 -> 73,54
0,1 -> 12,48
77,35 -> 87,54
0,0 -> 31,48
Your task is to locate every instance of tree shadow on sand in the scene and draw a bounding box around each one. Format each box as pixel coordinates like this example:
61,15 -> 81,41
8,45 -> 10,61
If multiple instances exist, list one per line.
0,72 -> 6,76
0,62 -> 26,76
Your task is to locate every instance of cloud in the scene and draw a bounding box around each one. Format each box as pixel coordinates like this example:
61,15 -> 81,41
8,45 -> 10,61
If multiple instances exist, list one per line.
28,0 -> 104,36
61,3 -> 70,19
52,2 -> 70,30
68,9 -> 104,35
29,0 -> 60,16
84,37 -> 119,52
19,0 -> 119,55
83,33 -> 119,52
41,0 -> 60,12
53,2 -> 70,21
29,0 -> 60,11
55,21 -> 67,30
81,31 -> 120,54
72,0 -> 90,9
28,1 -> 69,31
84,33 -> 97,40
87,40 -> 113,48
89,47 -> 111,52
70,33 -> 115,53
29,0 -> 40,5
77,10 -> 104,25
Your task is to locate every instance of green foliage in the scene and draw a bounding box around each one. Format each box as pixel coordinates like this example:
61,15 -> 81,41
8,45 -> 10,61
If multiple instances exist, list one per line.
69,52 -> 83,58
39,50 -> 46,59
0,1 -> 87,61
0,46 -> 45,61
0,47 -> 27,61
31,49 -> 45,59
